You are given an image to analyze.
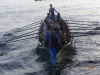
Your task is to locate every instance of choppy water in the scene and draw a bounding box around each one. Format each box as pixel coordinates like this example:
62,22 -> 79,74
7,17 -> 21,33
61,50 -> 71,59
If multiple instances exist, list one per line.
0,0 -> 100,75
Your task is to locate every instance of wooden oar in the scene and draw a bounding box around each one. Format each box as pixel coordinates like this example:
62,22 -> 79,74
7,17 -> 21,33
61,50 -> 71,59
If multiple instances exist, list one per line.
3,36 -> 38,44
67,22 -> 99,26
5,32 -> 38,43
70,28 -> 95,30
16,25 -> 40,33
65,20 -> 99,24
20,23 -> 40,30
4,30 -> 39,42
20,20 -> 41,29
72,33 -> 99,37
16,29 -> 38,37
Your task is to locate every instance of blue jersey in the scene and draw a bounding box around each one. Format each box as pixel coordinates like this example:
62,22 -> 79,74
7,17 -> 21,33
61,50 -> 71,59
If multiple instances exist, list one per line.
50,32 -> 58,46
54,15 -> 58,21
43,23 -> 47,31
45,15 -> 50,20
44,30 -> 51,45
49,8 -> 55,17
53,22 -> 60,29
48,19 -> 53,24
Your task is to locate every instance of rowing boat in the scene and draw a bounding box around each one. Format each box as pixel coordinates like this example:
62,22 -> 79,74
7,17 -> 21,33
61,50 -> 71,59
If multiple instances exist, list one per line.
38,18 -> 72,69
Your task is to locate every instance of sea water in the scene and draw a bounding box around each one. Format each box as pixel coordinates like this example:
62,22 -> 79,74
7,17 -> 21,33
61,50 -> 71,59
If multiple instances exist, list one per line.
0,0 -> 100,75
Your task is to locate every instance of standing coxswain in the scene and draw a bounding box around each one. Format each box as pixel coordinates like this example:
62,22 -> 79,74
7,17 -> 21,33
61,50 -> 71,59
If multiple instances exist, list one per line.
49,4 -> 58,18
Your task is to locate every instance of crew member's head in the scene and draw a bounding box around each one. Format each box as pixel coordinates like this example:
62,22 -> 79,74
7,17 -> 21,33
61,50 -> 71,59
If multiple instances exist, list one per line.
47,25 -> 52,31
53,27 -> 59,33
44,19 -> 49,25
57,13 -> 60,17
50,4 -> 52,8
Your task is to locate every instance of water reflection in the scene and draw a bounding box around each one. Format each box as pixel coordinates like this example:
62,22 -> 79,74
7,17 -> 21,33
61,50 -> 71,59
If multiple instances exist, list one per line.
56,45 -> 77,74
36,44 -> 76,75
36,45 -> 56,75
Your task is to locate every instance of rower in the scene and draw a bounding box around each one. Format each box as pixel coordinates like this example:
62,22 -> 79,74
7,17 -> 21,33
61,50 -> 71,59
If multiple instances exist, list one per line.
48,17 -> 54,25
59,27 -> 70,44
55,13 -> 61,22
49,4 -> 58,18
53,20 -> 60,29
63,28 -> 72,43
59,27 -> 65,45
40,25 -> 52,45
43,19 -> 49,31
45,13 -> 50,21
49,27 -> 62,47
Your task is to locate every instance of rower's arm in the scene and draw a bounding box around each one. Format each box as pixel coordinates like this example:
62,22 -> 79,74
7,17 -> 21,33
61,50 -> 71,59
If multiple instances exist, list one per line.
51,20 -> 54,24
40,32 -> 44,40
54,8 -> 58,13
58,32 -> 62,46
49,32 -> 52,47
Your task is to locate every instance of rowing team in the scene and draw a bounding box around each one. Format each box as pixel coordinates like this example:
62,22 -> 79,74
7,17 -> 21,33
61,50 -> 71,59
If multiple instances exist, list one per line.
39,4 -> 71,47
